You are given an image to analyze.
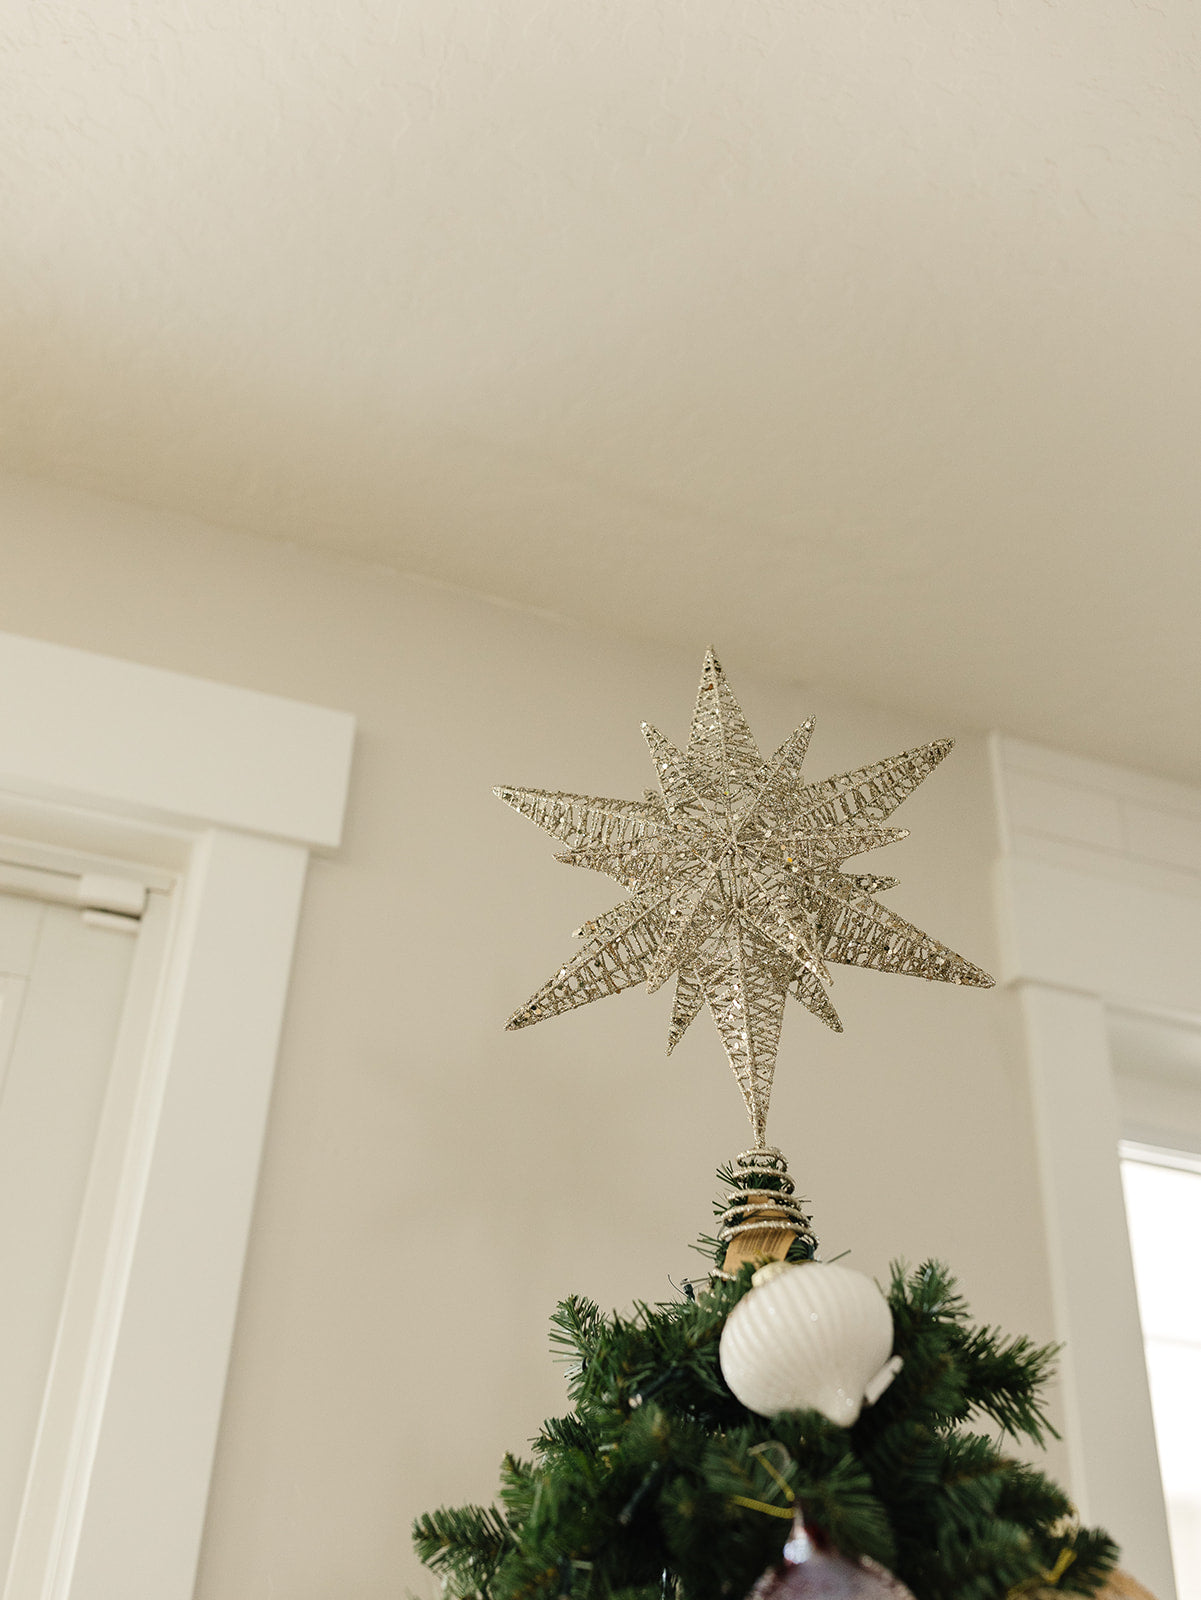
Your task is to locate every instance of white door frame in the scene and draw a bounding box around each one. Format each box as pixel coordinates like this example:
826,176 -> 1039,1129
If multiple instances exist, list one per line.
0,630 -> 354,1600
991,734 -> 1201,1600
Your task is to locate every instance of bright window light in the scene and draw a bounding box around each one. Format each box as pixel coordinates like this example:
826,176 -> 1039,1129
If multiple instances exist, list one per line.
1121,1143 -> 1201,1600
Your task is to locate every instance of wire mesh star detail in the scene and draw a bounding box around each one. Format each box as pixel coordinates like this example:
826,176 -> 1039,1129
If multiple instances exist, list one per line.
496,650 -> 994,1145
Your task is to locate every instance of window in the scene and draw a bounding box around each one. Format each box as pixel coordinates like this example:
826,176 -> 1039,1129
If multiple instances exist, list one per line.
1120,1146 -> 1201,1600
1113,1008 -> 1201,1600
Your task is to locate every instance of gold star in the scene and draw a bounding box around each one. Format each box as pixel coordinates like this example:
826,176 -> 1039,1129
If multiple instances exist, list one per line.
496,650 -> 993,1144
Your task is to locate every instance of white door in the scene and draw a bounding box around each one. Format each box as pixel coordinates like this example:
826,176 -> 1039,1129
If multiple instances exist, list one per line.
0,884 -> 148,1571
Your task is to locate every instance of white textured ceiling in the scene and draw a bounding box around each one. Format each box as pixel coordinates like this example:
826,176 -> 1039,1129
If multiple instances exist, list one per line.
3,3 -> 1201,779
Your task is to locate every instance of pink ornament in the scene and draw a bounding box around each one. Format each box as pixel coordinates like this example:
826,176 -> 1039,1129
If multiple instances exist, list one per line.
746,1513 -> 915,1600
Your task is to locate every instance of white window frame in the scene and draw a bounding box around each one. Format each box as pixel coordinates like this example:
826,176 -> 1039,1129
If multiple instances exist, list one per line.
991,734 -> 1201,1600
0,630 -> 354,1600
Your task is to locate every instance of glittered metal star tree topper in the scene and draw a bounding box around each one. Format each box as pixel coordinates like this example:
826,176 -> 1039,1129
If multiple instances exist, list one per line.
496,650 -> 993,1148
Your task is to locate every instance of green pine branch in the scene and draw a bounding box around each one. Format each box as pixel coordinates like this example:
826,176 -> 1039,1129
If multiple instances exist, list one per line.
414,1192 -> 1118,1600
413,1503 -> 515,1600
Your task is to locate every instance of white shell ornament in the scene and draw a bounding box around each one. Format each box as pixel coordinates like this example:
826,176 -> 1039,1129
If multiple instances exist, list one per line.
719,1261 -> 902,1426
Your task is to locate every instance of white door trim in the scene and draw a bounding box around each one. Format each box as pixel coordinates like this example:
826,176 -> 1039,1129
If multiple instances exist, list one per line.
0,630 -> 355,1600
0,631 -> 352,848
990,734 -> 1201,1600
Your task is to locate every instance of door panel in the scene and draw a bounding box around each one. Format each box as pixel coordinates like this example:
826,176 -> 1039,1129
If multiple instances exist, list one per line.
0,892 -> 138,1566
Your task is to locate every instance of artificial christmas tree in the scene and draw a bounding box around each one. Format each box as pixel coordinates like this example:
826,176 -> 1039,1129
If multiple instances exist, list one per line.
414,652 -> 1120,1600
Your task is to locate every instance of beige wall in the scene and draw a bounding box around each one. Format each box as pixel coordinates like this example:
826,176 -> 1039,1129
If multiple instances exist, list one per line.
0,474 -> 1060,1598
